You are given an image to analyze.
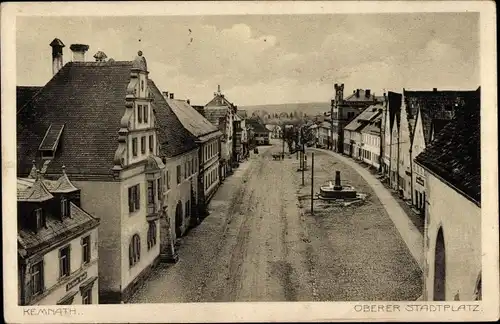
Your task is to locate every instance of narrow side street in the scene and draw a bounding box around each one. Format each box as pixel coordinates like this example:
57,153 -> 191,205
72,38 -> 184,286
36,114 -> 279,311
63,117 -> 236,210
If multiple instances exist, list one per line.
129,141 -> 422,303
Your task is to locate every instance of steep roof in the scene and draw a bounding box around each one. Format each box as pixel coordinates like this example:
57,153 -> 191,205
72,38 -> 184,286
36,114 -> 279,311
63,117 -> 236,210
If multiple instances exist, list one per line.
17,86 -> 43,112
406,88 -> 479,145
148,80 -> 198,158
344,105 -> 382,132
236,109 -> 248,119
17,61 -> 135,179
205,93 -> 235,109
165,97 -> 220,138
387,91 -> 402,131
204,107 -> 229,127
415,97 -> 481,205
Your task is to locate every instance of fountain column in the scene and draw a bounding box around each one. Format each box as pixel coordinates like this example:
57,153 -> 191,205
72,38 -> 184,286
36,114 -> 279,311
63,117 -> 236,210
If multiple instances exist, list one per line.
334,171 -> 342,190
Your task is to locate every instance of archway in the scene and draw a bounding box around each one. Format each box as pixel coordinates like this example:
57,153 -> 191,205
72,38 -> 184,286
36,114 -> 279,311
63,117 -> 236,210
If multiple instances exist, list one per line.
433,227 -> 446,300
175,201 -> 183,238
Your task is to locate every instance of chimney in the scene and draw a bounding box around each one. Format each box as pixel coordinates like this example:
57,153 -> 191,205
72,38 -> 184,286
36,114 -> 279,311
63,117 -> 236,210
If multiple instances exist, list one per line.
162,91 -> 169,98
187,99 -> 191,105
217,84 -> 221,93
50,38 -> 65,76
169,93 -> 174,99
70,44 -> 90,62
356,89 -> 360,98
93,51 -> 107,62
366,89 -> 371,98
433,88 -> 438,92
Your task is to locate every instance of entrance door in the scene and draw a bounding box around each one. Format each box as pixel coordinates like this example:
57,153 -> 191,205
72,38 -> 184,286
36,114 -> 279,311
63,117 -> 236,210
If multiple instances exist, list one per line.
433,227 -> 446,300
175,201 -> 183,238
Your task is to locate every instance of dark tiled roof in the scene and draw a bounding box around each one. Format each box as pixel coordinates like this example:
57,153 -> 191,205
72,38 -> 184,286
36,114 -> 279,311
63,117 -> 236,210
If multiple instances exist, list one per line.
415,98 -> 481,205
387,91 -> 402,131
148,80 -> 198,158
17,178 -> 53,202
344,105 -> 381,132
17,61 -> 135,179
18,202 -> 100,254
246,119 -> 269,133
16,86 -> 43,112
430,118 -> 451,140
166,97 -> 219,139
405,88 -> 478,145
204,107 -> 228,127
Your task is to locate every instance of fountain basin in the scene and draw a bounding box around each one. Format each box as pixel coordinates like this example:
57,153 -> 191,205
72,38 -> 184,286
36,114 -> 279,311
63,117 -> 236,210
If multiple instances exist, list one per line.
319,184 -> 357,199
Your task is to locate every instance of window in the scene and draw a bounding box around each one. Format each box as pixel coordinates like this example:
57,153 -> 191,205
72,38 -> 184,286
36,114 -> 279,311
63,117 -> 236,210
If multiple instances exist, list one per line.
144,105 -> 149,123
149,135 -> 154,153
82,288 -> 92,304
157,178 -> 161,201
61,197 -> 69,217
147,181 -> 155,212
31,261 -> 43,296
147,222 -> 157,250
141,80 -> 144,91
128,184 -> 140,213
141,136 -> 146,154
82,235 -> 91,264
129,234 -> 141,267
132,138 -> 138,157
138,105 -> 143,123
166,170 -> 171,189
176,165 -> 181,184
59,245 -> 71,278
34,208 -> 45,230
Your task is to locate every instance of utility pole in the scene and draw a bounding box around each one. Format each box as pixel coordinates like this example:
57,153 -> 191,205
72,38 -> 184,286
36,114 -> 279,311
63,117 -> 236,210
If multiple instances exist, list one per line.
310,152 -> 314,215
301,127 -> 305,186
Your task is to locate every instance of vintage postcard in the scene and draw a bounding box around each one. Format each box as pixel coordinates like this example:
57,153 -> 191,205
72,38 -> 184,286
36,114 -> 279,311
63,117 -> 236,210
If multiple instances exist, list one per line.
2,1 -> 498,322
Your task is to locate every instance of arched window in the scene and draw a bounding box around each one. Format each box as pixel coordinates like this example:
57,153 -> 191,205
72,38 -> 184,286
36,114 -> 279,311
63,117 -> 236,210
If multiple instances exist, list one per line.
129,234 -> 141,267
147,222 -> 157,250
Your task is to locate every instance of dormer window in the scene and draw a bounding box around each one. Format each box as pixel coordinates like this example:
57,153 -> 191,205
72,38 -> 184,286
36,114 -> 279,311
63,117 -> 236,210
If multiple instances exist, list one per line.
39,123 -> 65,160
34,208 -> 45,231
61,197 -> 70,218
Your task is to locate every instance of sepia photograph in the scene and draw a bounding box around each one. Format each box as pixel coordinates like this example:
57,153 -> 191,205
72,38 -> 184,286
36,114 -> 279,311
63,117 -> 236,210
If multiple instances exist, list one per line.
2,1 -> 498,322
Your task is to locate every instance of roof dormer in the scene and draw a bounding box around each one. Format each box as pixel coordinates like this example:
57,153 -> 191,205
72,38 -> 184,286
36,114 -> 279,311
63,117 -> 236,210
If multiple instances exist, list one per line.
39,122 -> 65,160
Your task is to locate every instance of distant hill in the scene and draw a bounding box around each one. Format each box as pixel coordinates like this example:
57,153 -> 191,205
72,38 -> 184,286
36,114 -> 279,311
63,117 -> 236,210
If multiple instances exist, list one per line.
240,102 -> 331,116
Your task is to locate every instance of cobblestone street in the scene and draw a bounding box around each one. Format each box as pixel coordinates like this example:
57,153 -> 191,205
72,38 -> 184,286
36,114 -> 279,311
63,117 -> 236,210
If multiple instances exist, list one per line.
128,141 -> 422,303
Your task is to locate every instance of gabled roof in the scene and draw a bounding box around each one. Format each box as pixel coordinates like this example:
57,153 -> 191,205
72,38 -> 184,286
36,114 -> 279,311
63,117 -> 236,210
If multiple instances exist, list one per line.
148,80 -> 198,158
387,91 -> 402,131
17,61 -> 136,179
344,104 -> 382,132
205,93 -> 235,109
429,118 -> 451,141
415,97 -> 481,205
406,88 -> 479,145
16,86 -> 43,113
204,107 -> 229,127
165,97 -> 220,139
17,177 -> 54,202
236,109 -> 248,119
246,119 -> 269,133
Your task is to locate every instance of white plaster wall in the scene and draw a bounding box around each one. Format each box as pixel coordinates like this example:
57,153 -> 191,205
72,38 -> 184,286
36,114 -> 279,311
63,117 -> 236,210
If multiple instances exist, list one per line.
424,173 -> 481,301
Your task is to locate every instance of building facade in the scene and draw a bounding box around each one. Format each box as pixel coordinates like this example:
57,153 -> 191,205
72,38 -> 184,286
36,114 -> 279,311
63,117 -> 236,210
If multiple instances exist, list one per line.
17,169 -> 100,306
415,96 -> 481,301
17,41 -> 165,303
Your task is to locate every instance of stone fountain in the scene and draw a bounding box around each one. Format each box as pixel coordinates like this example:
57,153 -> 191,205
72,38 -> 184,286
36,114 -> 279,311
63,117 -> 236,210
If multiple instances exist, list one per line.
319,171 -> 358,200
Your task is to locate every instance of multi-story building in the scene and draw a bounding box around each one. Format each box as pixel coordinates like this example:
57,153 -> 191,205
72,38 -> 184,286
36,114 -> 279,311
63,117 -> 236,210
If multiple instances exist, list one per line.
409,88 -> 479,214
166,94 -> 223,217
148,84 -> 200,262
415,94 -> 481,301
17,167 -> 100,306
204,86 -> 237,179
246,118 -> 270,145
17,40 -> 165,303
361,113 -> 383,170
317,121 -> 332,149
343,105 -> 382,159
331,84 -> 382,153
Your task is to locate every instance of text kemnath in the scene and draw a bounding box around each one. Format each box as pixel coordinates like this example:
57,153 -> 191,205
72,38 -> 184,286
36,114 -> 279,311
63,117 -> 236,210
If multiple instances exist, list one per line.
354,304 -> 480,313
23,307 -> 77,316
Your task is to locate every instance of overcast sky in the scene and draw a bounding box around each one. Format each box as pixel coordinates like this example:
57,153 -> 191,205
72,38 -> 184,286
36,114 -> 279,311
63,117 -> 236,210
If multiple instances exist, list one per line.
17,13 -> 479,106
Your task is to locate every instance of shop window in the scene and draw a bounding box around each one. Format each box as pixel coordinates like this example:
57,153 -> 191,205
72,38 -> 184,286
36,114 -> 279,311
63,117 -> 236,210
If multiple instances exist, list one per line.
82,289 -> 92,304
59,245 -> 71,279
129,234 -> 141,267
81,235 -> 91,265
